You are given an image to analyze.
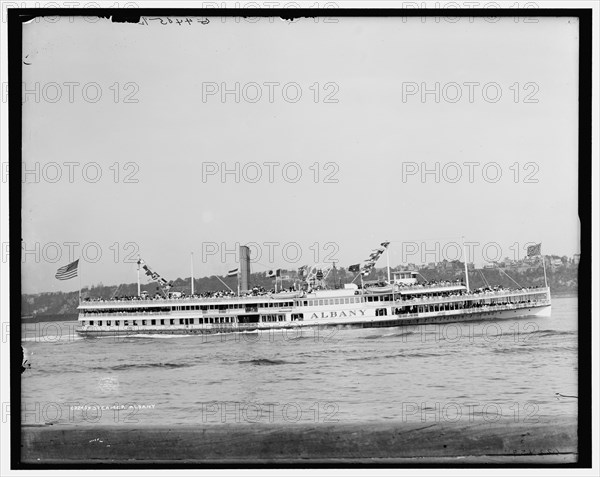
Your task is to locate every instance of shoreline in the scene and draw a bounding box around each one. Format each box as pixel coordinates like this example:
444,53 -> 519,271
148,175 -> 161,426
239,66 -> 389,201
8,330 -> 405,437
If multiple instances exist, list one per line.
21,417 -> 577,464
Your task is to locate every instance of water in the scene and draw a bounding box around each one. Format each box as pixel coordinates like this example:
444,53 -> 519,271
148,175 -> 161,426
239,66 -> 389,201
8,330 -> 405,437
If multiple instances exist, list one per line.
21,296 -> 578,428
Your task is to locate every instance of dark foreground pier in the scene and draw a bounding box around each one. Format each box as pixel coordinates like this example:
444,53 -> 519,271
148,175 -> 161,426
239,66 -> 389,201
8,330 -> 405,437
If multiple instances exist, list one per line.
21,417 -> 577,464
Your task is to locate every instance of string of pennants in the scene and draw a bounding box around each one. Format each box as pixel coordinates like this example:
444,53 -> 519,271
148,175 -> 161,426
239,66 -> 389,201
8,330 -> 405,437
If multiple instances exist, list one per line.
138,258 -> 173,290
348,241 -> 390,276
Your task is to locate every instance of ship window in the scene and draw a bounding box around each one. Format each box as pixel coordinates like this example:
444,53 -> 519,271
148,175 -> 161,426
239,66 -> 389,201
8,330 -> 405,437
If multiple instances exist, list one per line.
151,319 -> 156,325
170,319 -> 175,325
115,320 -> 120,326
160,319 -> 164,325
124,320 -> 128,326
98,320 -> 103,326
179,319 -> 184,325
141,320 -> 146,325
107,320 -> 111,326
89,320 -> 94,326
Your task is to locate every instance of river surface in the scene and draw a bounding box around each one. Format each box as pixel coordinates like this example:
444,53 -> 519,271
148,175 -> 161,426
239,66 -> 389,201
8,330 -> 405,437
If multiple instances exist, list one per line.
21,296 -> 578,428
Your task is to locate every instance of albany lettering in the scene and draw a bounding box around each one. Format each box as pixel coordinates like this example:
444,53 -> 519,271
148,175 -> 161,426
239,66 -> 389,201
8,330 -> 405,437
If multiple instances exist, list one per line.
310,309 -> 366,319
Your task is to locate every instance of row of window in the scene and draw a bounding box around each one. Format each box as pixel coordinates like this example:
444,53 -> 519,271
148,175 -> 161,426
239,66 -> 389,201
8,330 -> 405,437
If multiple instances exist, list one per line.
395,297 -> 541,315
171,301 -> 295,311
87,316 -> 237,327
261,314 -> 285,322
302,297 -> 365,306
84,301 -> 297,315
85,314 -> 299,327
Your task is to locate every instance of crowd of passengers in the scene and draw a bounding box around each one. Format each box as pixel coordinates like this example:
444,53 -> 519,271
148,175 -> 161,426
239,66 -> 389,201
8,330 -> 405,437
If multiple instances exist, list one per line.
82,285 -> 300,303
82,282 -> 545,303
400,285 -> 546,303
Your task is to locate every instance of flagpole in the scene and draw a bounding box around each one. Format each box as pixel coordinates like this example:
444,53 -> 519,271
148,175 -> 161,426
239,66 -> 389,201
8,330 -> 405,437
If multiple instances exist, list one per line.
237,268 -> 241,297
78,259 -> 82,304
541,252 -> 548,289
386,244 -> 391,284
190,252 -> 194,296
137,256 -> 141,297
462,236 -> 470,292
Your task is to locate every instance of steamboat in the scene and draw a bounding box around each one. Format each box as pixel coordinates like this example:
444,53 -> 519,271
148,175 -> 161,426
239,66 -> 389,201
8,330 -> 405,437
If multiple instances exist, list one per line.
75,243 -> 551,337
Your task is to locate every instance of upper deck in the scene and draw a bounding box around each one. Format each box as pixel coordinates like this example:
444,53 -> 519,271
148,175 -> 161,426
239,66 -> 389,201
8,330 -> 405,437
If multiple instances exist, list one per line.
78,282 -> 549,313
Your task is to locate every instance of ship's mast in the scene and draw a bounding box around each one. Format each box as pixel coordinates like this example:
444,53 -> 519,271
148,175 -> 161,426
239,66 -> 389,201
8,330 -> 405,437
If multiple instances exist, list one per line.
137,256 -> 141,297
190,252 -> 195,295
541,253 -> 548,288
386,244 -> 391,284
462,237 -> 470,292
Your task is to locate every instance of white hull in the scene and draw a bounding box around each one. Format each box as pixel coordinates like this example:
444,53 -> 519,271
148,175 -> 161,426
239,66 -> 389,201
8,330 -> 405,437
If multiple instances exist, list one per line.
76,302 -> 551,338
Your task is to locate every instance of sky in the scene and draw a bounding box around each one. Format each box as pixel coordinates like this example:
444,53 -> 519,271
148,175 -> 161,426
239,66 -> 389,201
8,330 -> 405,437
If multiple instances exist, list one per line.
19,14 -> 581,294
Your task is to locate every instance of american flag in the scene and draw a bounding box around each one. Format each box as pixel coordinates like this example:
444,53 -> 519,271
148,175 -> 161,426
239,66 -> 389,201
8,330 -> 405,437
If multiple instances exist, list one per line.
55,259 -> 79,280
